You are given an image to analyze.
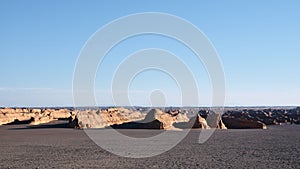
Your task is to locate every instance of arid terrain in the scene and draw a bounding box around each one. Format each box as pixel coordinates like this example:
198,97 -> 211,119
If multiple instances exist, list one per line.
1,107 -> 300,168
0,121 -> 299,168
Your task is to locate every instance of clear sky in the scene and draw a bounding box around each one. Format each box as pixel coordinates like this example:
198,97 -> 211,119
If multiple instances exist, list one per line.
0,0 -> 300,107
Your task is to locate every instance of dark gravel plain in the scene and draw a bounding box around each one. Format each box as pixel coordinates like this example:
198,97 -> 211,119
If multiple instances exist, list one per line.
0,121 -> 299,169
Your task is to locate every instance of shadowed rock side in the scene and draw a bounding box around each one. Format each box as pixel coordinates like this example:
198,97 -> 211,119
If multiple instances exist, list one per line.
222,116 -> 267,129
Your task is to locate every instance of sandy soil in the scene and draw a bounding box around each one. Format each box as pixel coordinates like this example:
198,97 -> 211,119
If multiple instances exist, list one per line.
0,121 -> 299,169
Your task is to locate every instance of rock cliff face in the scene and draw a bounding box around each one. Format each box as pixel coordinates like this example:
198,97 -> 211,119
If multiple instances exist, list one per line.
217,118 -> 227,129
172,110 -> 227,130
0,108 -> 71,125
192,114 -> 211,129
205,112 -> 227,129
110,109 -> 190,130
71,107 -> 145,129
144,109 -> 190,129
142,109 -> 175,129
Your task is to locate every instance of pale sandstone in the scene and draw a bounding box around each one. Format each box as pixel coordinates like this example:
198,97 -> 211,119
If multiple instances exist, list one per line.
72,108 -> 145,129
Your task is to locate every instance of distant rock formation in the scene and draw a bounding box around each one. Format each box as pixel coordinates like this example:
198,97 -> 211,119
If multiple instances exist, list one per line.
1,107 -> 300,130
0,108 -> 72,126
223,107 -> 300,126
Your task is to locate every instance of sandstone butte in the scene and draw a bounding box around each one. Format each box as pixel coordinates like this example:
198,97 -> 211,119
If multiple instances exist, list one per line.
110,108 -> 189,130
0,107 -> 285,130
174,112 -> 227,129
71,107 -> 145,129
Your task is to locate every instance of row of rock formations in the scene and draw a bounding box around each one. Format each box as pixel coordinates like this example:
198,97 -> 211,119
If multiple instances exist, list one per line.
223,107 -> 300,128
0,107 -> 225,130
1,107 -> 300,129
0,108 -> 71,125
110,109 -> 227,130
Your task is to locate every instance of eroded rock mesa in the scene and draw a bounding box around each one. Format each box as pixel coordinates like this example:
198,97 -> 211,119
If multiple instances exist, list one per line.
71,107 -> 145,129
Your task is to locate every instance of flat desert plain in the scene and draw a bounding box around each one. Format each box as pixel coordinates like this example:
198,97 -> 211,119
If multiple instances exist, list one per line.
0,121 -> 299,169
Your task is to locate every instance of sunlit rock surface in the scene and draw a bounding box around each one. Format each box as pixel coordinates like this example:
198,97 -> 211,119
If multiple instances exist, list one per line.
71,107 -> 145,129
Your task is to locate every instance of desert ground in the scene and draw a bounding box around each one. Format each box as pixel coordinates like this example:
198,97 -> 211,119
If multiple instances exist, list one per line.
1,120 -> 299,169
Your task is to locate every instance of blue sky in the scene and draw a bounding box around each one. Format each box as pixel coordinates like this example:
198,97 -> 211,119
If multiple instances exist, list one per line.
0,0 -> 300,107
